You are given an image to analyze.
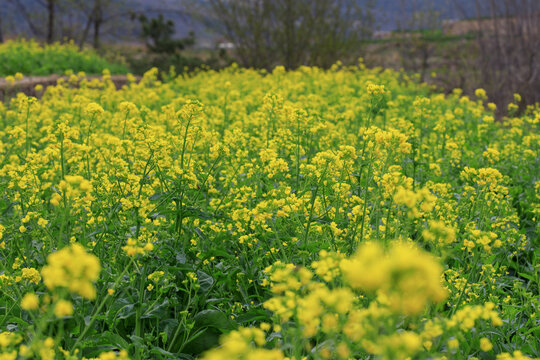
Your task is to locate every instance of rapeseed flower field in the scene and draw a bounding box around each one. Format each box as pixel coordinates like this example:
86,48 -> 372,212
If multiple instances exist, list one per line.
0,62 -> 538,359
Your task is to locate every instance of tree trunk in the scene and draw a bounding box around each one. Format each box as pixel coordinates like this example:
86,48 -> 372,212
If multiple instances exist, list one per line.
0,14 -> 4,43
79,13 -> 94,49
93,0 -> 103,49
47,0 -> 55,43
93,20 -> 102,49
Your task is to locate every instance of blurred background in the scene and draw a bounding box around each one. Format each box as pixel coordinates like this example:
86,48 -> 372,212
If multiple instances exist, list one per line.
0,0 -> 539,114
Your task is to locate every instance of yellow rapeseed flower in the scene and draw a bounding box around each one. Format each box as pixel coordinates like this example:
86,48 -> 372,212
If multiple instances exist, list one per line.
20,293 -> 39,310
41,243 -> 101,299
54,300 -> 73,317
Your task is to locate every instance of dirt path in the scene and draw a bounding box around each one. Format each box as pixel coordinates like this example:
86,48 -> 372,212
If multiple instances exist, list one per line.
0,74 -> 140,101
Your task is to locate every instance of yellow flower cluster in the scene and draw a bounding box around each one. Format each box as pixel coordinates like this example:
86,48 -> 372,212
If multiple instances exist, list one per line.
207,240 -> 506,360
20,267 -> 41,284
422,220 -> 456,245
122,237 -> 154,257
20,293 -> 39,310
497,352 -> 540,360
0,331 -> 22,360
446,302 -> 502,329
54,299 -> 74,317
341,241 -> 447,315
393,186 -> 436,218
203,328 -> 284,360
41,243 -> 101,299
366,82 -> 387,96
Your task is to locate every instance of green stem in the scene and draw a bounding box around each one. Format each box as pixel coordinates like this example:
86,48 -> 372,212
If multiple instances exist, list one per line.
358,161 -> 373,246
134,262 -> 147,359
72,257 -> 135,352
25,104 -> 31,158
167,282 -> 193,352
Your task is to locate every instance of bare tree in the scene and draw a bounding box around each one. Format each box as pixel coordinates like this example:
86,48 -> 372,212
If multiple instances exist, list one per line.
6,0 -> 44,38
77,0 -> 95,48
394,0 -> 444,82
454,0 -> 540,109
206,0 -> 375,69
72,0 -> 114,49
207,0 -> 273,69
5,0 -> 136,48
6,0 -> 56,42
66,0 -> 136,49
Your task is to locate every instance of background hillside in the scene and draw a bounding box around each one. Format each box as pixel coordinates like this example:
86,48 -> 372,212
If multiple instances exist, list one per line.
1,0 -> 479,47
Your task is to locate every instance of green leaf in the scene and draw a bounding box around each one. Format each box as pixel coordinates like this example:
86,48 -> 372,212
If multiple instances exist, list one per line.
149,346 -> 176,358
181,328 -> 221,355
141,299 -> 170,319
98,331 -> 130,349
234,309 -> 269,324
196,271 -> 214,293
193,309 -> 234,331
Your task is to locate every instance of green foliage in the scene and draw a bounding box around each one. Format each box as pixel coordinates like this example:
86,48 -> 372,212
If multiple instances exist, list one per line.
0,39 -> 129,76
